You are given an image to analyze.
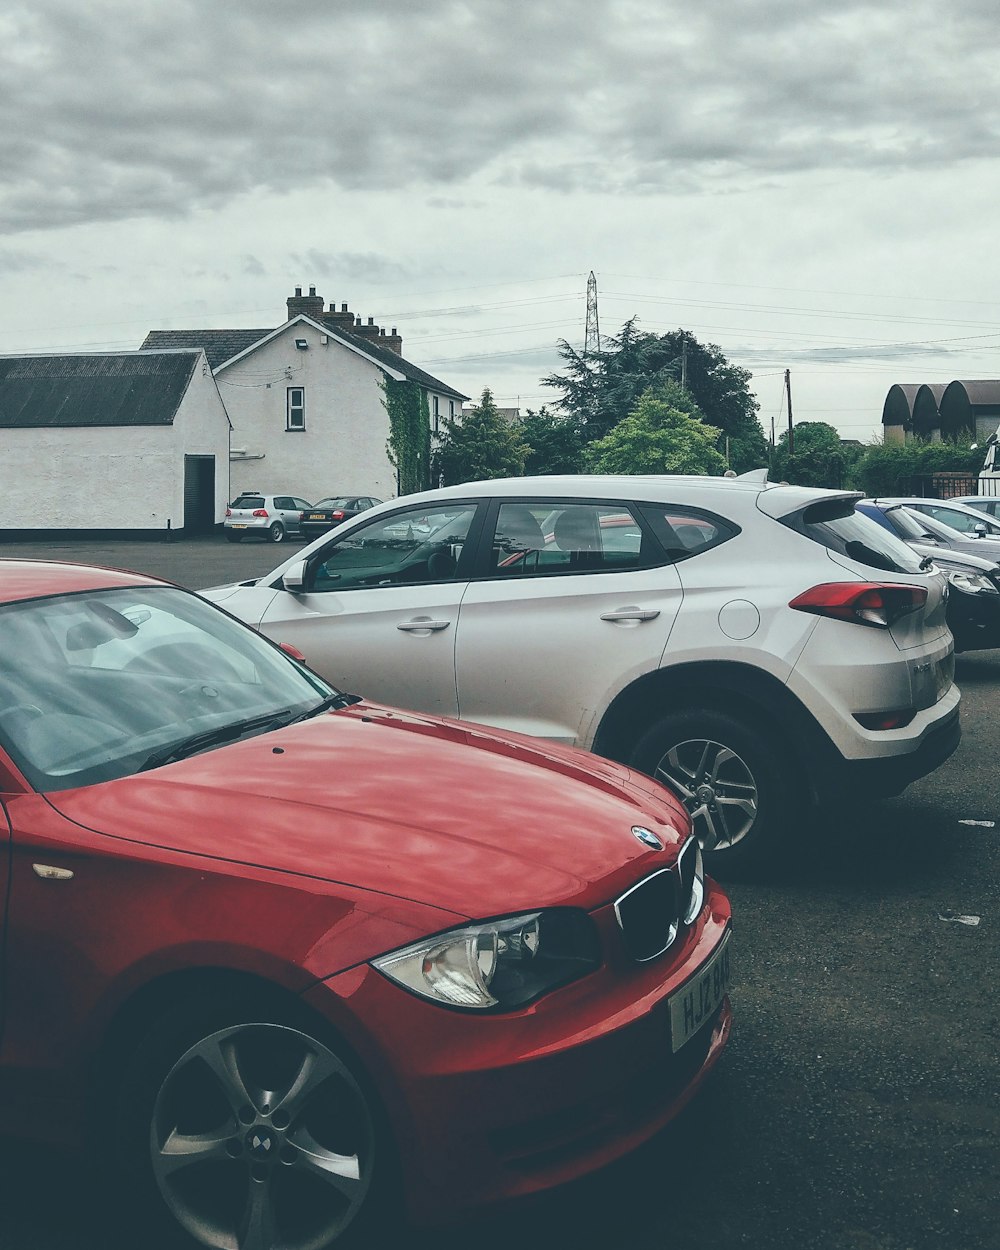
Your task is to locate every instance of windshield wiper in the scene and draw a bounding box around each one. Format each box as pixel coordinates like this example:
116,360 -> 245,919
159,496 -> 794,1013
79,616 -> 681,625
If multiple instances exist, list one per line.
138,694 -> 364,772
284,691 -> 363,724
139,710 -> 298,772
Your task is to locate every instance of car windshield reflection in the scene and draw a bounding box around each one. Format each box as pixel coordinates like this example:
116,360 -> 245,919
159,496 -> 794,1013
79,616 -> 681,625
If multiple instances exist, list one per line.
0,586 -> 334,791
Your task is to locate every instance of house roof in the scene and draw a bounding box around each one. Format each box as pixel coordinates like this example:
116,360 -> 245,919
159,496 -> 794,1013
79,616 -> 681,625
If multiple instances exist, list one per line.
140,320 -> 468,400
139,330 -> 274,371
0,351 -> 203,428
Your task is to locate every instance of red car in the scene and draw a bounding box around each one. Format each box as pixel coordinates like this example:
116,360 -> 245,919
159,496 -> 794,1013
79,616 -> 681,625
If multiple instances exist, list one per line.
0,559 -> 732,1250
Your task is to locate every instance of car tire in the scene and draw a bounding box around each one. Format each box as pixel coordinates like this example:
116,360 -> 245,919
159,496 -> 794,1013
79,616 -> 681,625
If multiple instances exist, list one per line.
225,532 -> 243,543
113,996 -> 392,1250
629,707 -> 792,873
268,522 -> 286,543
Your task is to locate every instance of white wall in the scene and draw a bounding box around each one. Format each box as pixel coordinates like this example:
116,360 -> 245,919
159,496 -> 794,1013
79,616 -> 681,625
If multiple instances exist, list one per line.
220,325 -> 399,505
0,351 -> 230,531
0,425 -> 179,530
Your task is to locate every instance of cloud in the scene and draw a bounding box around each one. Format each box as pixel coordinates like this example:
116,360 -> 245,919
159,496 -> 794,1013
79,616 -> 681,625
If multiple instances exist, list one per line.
287,250 -> 411,285
3,1 -> 999,233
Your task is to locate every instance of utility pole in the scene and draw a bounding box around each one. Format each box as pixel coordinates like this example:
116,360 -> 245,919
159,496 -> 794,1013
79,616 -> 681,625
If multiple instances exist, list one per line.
784,368 -> 794,455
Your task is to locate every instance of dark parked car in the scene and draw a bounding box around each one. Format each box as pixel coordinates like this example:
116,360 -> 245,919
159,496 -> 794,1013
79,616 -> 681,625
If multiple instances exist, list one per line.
300,495 -> 383,540
857,501 -> 1000,652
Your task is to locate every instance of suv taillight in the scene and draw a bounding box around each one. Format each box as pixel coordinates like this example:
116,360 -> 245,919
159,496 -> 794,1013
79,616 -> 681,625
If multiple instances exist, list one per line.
252,509 -> 269,517
225,507 -> 232,516
789,583 -> 927,629
332,510 -> 345,520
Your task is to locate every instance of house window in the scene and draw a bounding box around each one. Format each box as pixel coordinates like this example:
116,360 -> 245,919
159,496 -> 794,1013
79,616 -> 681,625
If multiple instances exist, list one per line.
433,395 -> 440,434
287,387 -> 305,431
449,400 -> 455,419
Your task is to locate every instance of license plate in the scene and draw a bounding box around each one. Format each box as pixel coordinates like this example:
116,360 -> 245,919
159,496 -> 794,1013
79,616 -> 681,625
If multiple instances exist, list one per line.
230,524 -> 246,529
668,930 -> 731,1053
308,514 -> 325,521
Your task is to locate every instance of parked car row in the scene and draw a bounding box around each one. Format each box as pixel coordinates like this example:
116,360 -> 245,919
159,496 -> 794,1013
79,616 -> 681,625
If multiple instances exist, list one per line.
858,500 -> 1000,653
224,491 -> 380,543
4,474 -> 990,1250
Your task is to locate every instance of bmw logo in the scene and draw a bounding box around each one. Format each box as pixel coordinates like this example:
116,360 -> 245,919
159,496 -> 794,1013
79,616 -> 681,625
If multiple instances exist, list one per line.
247,1128 -> 275,1157
631,826 -> 663,850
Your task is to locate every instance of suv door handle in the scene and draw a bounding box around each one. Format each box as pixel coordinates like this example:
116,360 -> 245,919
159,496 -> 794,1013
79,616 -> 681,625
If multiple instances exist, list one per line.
396,618 -> 451,632
600,608 -> 661,622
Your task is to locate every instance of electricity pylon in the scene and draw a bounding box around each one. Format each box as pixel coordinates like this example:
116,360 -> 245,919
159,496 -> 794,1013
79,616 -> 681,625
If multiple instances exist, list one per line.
584,271 -> 601,356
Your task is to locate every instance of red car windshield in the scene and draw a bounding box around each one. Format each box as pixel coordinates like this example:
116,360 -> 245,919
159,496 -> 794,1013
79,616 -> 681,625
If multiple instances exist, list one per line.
0,586 -> 334,792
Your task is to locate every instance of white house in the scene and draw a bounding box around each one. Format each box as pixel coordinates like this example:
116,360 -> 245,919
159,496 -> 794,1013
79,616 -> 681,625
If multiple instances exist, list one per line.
0,350 -> 230,536
142,287 -> 468,505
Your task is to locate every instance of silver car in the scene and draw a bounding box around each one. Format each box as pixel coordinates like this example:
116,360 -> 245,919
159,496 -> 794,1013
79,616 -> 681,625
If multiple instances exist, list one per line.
203,475 -> 961,870
878,496 -> 1000,538
224,491 -> 312,543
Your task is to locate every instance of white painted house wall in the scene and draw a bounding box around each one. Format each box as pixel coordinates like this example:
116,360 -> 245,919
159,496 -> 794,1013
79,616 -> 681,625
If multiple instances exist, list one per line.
219,321 -> 404,504
0,351 -> 230,532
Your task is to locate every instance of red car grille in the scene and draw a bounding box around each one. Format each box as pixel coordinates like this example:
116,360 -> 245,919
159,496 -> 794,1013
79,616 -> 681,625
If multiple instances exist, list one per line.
614,839 -> 701,962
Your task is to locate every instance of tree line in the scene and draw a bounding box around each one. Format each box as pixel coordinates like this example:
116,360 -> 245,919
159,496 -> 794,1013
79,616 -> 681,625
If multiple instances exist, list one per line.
421,320 -> 982,492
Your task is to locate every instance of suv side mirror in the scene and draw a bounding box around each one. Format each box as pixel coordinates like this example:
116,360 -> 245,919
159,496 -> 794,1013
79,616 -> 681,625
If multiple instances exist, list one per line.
974,522 -> 988,537
281,559 -> 307,592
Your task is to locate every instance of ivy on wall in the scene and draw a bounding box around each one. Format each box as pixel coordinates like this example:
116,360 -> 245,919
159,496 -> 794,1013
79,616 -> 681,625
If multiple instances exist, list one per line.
382,377 -> 431,496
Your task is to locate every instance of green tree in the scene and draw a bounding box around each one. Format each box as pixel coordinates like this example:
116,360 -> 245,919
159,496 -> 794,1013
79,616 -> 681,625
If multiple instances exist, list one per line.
432,388 -> 529,486
583,383 -> 727,476
770,421 -> 850,488
543,320 -> 767,472
516,407 -> 584,475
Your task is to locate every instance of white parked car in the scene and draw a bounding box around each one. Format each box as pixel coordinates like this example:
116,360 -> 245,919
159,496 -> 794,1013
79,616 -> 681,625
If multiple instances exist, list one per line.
203,475 -> 961,868
224,491 -> 313,543
877,497 -> 1000,538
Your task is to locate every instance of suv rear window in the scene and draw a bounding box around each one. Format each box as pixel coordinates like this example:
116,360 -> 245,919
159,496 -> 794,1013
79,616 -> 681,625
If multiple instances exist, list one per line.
231,496 -> 264,509
789,500 -> 924,574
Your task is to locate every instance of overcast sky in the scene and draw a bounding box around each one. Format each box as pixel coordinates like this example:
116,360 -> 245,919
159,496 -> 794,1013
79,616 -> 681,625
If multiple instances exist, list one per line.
3,0 -> 1000,449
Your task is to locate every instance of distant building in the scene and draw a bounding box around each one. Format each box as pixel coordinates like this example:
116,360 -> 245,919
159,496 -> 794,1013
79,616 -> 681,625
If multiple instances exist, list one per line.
882,380 -> 1000,444
143,287 -> 468,503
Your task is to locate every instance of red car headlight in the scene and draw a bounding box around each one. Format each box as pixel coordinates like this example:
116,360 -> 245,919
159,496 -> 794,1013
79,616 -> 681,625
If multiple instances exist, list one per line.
372,910 -> 599,1010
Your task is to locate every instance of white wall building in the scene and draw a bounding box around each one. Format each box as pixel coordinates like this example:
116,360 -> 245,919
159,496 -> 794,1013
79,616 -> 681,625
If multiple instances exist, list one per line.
143,287 -> 468,506
0,350 -> 230,536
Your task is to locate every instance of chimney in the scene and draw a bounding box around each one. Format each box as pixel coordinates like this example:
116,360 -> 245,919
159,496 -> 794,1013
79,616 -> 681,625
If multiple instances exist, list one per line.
384,326 -> 403,355
353,315 -> 381,342
286,285 -> 325,321
320,301 -> 357,334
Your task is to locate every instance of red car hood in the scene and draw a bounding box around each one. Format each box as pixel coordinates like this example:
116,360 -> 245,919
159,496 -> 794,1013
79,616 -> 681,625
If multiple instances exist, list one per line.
47,705 -> 691,917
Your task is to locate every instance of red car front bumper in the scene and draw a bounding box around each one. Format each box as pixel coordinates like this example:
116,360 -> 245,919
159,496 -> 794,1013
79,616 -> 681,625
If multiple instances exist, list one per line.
304,886 -> 732,1223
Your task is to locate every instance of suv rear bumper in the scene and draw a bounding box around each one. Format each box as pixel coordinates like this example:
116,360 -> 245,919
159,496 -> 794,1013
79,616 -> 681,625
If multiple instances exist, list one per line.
815,704 -> 961,799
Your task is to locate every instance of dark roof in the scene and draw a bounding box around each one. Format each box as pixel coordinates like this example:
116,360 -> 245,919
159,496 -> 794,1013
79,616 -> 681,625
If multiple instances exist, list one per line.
140,330 -> 273,371
141,320 -> 468,400
0,352 -> 201,428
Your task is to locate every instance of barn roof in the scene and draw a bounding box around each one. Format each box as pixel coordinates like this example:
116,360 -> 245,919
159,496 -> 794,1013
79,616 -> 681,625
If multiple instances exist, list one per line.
0,351 -> 202,428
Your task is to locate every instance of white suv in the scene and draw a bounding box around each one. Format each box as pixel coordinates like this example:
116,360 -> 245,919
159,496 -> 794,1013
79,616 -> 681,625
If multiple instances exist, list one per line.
203,475 -> 961,868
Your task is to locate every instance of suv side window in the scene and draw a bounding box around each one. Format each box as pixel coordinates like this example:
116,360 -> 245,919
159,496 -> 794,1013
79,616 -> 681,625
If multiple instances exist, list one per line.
307,505 -> 477,591
639,505 -> 736,559
489,502 -> 661,576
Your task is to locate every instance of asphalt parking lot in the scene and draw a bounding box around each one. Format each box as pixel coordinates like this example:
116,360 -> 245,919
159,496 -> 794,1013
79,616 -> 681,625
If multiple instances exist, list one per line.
2,535 -> 998,1250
